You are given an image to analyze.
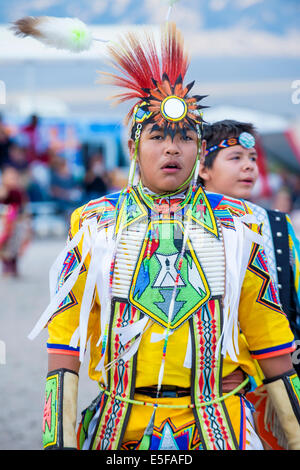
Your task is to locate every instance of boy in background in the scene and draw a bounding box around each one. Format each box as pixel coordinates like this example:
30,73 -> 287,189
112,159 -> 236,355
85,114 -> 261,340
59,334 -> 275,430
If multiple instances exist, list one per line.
200,119 -> 300,360
200,120 -> 300,449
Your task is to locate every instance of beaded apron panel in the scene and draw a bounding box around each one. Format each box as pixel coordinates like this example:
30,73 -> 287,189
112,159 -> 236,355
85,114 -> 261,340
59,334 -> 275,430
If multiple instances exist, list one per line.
92,302 -> 141,450
191,300 -> 238,450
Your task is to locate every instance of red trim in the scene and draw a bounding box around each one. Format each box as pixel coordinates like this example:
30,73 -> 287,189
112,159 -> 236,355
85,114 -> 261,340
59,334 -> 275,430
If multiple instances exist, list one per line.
251,344 -> 295,360
47,348 -> 80,357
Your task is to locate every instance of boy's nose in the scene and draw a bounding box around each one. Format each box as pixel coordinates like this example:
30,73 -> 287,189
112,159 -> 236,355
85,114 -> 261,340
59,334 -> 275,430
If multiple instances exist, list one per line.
164,136 -> 180,155
242,159 -> 255,171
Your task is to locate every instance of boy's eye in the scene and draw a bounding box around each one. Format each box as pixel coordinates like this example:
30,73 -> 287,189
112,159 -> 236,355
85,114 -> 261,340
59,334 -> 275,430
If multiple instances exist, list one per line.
182,134 -> 194,141
151,134 -> 163,140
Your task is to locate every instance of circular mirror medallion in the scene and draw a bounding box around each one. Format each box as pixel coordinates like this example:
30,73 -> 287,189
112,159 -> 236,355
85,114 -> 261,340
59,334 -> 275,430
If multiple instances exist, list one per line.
239,132 -> 255,149
161,95 -> 188,122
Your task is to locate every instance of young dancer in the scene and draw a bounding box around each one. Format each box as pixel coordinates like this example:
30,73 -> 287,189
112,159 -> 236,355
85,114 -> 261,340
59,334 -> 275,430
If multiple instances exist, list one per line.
16,21 -> 300,451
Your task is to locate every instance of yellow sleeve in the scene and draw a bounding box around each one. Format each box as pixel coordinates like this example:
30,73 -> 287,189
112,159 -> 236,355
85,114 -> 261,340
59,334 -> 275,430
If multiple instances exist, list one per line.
238,243 -> 295,360
47,205 -> 100,357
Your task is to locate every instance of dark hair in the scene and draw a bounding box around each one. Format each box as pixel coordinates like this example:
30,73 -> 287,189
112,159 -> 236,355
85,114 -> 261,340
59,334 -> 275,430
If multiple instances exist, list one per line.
202,119 -> 257,169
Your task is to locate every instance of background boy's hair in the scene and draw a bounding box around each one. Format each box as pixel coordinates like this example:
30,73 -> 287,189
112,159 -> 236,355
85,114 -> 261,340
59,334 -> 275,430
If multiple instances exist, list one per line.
202,119 -> 257,169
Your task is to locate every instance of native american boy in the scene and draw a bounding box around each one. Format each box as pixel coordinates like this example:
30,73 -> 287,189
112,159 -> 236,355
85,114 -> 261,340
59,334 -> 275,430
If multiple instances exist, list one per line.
15,19 -> 300,450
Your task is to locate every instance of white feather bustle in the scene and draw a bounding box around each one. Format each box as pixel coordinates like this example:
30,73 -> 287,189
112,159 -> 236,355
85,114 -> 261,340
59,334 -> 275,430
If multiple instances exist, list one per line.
12,16 -> 93,53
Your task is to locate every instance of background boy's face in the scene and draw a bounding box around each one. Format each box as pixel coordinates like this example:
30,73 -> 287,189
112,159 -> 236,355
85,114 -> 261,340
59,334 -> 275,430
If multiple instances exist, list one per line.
199,144 -> 259,200
129,123 -> 203,194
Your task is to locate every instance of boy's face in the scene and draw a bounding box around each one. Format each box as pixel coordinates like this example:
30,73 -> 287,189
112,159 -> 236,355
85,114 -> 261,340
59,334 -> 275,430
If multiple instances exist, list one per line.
129,123 -> 204,194
199,144 -> 259,200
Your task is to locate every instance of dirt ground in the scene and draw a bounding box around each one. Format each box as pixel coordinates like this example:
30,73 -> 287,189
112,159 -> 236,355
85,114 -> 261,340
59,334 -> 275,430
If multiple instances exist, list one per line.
0,238 -> 98,450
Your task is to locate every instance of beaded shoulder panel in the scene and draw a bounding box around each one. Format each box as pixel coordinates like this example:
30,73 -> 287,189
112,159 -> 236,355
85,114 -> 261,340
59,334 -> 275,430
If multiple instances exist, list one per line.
79,192 -> 122,229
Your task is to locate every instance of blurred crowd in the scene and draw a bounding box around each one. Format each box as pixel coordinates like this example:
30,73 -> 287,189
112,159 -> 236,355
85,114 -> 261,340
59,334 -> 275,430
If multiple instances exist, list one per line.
0,113 -> 128,276
0,114 -> 128,213
0,113 -> 299,276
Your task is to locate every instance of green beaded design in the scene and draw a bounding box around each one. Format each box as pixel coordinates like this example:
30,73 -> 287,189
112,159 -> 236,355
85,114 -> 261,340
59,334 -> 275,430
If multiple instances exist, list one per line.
43,373 -> 59,448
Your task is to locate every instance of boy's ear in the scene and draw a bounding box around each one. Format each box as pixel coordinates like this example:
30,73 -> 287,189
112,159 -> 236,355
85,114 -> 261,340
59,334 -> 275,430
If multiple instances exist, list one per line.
198,159 -> 210,183
128,138 -> 136,161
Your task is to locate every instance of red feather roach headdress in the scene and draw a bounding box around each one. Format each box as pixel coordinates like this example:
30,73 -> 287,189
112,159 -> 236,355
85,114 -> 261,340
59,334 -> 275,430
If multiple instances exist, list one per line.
100,22 -> 208,139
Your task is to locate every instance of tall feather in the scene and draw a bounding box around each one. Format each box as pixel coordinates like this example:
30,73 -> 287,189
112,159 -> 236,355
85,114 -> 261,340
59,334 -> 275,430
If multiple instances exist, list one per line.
161,22 -> 189,86
99,22 -> 189,121
11,16 -> 93,53
101,31 -> 160,98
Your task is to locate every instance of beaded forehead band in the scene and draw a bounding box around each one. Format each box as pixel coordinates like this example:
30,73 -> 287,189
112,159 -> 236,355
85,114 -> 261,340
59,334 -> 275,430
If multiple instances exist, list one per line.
205,131 -> 256,157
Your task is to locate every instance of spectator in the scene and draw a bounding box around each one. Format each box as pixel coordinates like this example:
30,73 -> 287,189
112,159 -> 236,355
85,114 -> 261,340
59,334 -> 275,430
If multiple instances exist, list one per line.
49,154 -> 82,214
7,142 -> 28,169
0,115 -> 12,169
0,166 -> 31,276
20,114 -> 41,163
291,175 -> 300,210
83,151 -> 109,201
271,186 -> 293,214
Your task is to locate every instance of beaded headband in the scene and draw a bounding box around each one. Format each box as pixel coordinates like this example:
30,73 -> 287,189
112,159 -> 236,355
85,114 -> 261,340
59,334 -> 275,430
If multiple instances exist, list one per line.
205,131 -> 256,157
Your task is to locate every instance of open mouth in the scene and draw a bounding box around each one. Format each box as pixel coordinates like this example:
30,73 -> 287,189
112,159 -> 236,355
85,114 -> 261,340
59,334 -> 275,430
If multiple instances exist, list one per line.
239,178 -> 254,184
161,161 -> 181,171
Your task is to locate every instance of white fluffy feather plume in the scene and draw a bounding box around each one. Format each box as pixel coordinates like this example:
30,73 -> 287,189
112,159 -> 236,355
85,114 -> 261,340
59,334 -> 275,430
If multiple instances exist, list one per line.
11,16 -> 93,53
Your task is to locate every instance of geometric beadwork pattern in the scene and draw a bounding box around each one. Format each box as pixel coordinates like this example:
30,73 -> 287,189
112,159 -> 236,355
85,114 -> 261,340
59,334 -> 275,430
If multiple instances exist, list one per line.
42,373 -> 59,448
246,201 -> 279,287
213,195 -> 250,231
247,244 -> 283,314
191,300 -> 238,450
94,302 -> 141,450
121,418 -> 203,450
129,219 -> 210,329
186,186 -> 219,238
80,193 -> 120,230
48,246 -> 83,322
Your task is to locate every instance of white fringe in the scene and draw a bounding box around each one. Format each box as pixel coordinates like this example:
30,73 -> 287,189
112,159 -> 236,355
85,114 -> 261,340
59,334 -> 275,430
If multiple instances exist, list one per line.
28,219 -> 97,341
244,402 -> 264,450
216,214 -> 264,362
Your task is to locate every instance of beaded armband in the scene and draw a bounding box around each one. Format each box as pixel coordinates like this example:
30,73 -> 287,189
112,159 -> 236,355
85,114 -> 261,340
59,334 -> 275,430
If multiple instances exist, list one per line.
42,368 -> 78,450
263,369 -> 300,449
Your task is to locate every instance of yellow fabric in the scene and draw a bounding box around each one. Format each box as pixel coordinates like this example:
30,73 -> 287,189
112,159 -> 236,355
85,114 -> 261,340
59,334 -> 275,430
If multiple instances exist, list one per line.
121,392 -> 243,448
47,205 -> 295,388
